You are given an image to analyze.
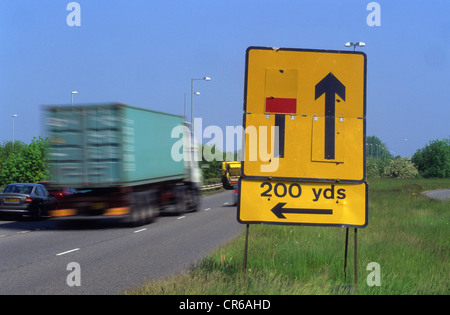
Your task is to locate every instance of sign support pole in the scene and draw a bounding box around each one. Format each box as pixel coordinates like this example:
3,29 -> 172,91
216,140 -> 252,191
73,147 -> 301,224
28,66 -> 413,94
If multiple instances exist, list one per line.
354,228 -> 358,288
344,227 -> 349,280
242,224 -> 250,275
344,227 -> 358,287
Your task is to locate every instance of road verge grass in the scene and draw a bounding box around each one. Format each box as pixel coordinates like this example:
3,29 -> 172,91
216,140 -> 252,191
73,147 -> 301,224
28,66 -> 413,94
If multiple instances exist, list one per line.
126,178 -> 449,295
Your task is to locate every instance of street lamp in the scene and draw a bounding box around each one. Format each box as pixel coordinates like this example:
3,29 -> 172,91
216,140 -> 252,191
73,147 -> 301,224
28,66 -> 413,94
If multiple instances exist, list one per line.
404,138 -> 408,158
344,42 -> 366,51
71,91 -> 78,106
190,76 -> 211,136
184,91 -> 201,122
191,77 -> 211,125
12,114 -> 18,149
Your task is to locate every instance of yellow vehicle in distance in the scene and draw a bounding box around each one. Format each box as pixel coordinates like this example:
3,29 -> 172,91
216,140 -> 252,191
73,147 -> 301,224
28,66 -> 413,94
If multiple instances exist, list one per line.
221,161 -> 241,190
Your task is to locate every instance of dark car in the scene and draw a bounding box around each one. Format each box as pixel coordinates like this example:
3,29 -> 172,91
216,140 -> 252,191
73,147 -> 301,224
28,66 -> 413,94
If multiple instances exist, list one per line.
232,182 -> 239,206
38,181 -> 78,206
0,183 -> 57,219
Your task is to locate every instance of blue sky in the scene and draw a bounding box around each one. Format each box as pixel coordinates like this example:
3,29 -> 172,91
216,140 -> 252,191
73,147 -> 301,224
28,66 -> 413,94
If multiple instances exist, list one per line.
0,0 -> 449,157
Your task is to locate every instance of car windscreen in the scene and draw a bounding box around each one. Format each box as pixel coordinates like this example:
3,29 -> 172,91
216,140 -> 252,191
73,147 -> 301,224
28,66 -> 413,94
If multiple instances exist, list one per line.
3,185 -> 33,194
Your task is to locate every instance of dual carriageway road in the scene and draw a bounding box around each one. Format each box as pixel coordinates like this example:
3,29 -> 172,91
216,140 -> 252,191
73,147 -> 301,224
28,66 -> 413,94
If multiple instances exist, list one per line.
0,190 -> 242,295
2,188 -> 447,295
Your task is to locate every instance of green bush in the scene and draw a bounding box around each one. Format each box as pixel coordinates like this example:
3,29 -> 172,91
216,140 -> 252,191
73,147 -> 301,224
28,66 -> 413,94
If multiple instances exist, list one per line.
367,158 -> 381,178
383,157 -> 419,179
412,139 -> 450,178
0,137 -> 49,187
367,157 -> 392,178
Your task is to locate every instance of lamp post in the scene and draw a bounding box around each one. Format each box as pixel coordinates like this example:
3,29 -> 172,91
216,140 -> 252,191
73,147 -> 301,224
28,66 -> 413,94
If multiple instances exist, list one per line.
184,92 -> 187,121
12,114 -> 18,149
190,76 -> 211,146
71,91 -> 78,106
404,138 -> 408,158
190,77 -> 211,128
344,42 -> 366,51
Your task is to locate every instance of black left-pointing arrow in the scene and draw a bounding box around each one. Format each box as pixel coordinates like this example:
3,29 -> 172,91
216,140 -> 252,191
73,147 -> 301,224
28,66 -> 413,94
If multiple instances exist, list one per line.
271,202 -> 333,219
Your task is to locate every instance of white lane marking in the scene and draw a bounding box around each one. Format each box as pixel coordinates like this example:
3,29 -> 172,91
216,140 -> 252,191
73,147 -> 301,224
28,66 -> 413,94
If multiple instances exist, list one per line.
134,228 -> 147,233
0,227 -> 48,239
204,208 -> 211,211
177,216 -> 186,220
223,202 -> 229,205
56,248 -> 80,256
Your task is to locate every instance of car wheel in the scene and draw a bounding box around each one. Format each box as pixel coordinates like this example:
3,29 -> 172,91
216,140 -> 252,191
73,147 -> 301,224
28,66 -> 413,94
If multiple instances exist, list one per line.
33,206 -> 43,220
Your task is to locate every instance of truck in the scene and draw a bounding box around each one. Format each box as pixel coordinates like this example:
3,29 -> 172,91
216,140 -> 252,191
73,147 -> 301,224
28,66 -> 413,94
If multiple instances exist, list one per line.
44,103 -> 201,226
221,161 -> 241,190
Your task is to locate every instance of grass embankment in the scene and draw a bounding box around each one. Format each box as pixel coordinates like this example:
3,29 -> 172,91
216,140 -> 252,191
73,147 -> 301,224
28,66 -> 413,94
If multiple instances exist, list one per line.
127,178 -> 449,295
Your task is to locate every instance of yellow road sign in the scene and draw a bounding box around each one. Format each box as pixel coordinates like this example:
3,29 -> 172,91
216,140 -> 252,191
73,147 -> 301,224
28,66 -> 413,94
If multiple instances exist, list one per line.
242,47 -> 367,183
238,178 -> 368,228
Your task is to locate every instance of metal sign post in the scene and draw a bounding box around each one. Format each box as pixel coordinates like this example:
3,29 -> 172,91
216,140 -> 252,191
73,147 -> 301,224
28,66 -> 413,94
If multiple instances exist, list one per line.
242,224 -> 250,275
344,228 -> 358,287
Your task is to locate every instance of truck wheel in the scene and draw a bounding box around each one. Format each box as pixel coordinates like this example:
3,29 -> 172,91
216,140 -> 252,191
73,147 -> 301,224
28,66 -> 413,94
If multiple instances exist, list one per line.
130,193 -> 145,227
189,188 -> 200,212
222,176 -> 232,190
143,191 -> 158,224
175,186 -> 187,215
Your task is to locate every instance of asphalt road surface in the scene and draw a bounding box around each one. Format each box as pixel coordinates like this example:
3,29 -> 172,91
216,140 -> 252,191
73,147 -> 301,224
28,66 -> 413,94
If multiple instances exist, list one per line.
0,190 -> 242,295
421,189 -> 450,201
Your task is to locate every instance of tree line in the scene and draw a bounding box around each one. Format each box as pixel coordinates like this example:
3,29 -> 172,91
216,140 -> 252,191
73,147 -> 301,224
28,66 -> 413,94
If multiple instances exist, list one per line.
0,137 -> 49,188
367,137 -> 449,179
0,136 -> 448,188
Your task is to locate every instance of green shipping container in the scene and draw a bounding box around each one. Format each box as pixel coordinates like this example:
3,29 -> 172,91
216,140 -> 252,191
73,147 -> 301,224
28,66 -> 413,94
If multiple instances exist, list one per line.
45,103 -> 187,188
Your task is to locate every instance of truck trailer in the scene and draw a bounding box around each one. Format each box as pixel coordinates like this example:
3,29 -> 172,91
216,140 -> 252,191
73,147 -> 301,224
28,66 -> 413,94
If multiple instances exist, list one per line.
44,103 -> 201,226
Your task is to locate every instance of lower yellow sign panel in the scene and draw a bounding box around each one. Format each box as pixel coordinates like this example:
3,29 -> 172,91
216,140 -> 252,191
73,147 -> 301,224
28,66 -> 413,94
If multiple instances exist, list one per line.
238,178 -> 368,228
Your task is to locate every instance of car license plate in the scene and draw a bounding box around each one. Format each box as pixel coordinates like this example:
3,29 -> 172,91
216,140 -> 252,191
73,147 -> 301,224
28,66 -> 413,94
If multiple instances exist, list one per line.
5,198 -> 20,203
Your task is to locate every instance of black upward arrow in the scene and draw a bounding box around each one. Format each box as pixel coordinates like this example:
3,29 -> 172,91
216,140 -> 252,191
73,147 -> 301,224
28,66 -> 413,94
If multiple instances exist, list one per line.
315,73 -> 346,160
271,202 -> 333,219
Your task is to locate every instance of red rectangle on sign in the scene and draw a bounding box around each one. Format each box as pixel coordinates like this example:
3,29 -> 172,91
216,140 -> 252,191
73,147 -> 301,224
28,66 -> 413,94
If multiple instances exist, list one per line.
265,97 -> 297,114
